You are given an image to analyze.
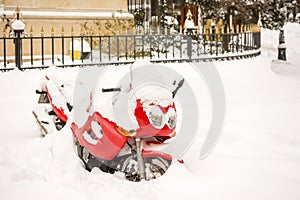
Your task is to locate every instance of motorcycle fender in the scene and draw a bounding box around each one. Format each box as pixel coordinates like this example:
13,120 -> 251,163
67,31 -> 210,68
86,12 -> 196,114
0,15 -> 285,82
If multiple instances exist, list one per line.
142,150 -> 172,161
71,112 -> 128,160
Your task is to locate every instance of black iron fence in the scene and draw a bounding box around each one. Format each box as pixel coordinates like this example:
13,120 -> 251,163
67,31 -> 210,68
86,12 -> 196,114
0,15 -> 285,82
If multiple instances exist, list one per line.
0,31 -> 261,70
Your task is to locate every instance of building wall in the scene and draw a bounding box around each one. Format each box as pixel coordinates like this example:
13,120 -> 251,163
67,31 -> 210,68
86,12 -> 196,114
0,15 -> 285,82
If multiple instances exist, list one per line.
1,0 -> 131,36
2,0 -> 127,11
0,0 -> 133,57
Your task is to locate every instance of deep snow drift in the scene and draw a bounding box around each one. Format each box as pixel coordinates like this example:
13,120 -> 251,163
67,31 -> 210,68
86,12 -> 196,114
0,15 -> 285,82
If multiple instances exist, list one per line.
0,23 -> 300,200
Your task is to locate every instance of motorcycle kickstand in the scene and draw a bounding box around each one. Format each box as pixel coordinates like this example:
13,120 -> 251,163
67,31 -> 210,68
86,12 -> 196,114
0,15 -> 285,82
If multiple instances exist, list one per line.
135,138 -> 146,180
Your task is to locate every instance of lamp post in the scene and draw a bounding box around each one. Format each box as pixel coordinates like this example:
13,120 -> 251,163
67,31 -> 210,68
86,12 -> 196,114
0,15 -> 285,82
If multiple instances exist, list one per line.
278,1 -> 287,61
278,28 -> 287,60
11,7 -> 25,70
229,2 -> 235,33
144,0 -> 151,34
134,7 -> 145,35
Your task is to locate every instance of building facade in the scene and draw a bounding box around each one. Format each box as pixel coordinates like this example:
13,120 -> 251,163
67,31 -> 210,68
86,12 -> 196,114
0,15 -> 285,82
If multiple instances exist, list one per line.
1,0 -> 132,36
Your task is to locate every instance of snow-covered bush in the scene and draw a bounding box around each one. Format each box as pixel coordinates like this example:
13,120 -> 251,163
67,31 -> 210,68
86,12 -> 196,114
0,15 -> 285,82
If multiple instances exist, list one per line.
296,13 -> 300,23
262,0 -> 287,30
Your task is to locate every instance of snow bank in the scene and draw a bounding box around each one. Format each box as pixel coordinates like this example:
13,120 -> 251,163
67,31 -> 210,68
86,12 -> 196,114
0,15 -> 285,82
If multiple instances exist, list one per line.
261,27 -> 279,57
284,23 -> 300,64
261,22 -> 300,65
261,23 -> 300,76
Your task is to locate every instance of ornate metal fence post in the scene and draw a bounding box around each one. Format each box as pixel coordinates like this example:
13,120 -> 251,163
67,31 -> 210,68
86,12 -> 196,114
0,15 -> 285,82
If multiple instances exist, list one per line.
187,36 -> 192,61
11,7 -> 25,70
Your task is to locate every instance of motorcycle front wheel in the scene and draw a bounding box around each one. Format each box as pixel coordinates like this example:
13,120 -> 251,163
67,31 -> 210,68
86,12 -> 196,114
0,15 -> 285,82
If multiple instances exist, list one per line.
121,156 -> 172,182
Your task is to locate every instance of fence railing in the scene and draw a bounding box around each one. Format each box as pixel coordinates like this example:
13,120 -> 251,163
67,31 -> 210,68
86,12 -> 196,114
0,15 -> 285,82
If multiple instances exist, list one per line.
0,31 -> 261,70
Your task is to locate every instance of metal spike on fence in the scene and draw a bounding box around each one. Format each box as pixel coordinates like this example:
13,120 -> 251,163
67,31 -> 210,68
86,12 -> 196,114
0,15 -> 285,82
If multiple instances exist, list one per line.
15,6 -> 20,15
250,24 -> 253,32
227,25 -> 230,33
98,29 -> 102,36
252,24 -> 256,32
71,26 -> 74,36
61,26 -> 64,36
80,26 -> 84,36
51,26 -> 54,37
30,26 -> 33,37
41,27 -> 44,37
3,27 -> 6,38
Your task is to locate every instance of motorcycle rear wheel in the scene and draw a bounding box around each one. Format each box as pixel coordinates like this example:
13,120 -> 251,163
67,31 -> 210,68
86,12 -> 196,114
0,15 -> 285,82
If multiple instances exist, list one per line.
75,141 -> 100,171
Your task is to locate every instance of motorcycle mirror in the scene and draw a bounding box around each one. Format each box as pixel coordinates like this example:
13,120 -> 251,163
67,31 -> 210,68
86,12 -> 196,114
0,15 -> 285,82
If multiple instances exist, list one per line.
35,89 -> 47,94
172,79 -> 184,98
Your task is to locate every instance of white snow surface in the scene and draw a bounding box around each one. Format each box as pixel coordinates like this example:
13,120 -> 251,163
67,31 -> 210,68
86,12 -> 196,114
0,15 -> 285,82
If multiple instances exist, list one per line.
0,23 -> 300,200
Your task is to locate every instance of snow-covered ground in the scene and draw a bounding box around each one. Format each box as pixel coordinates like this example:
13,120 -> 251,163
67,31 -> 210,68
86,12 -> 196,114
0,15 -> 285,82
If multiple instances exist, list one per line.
0,23 -> 300,200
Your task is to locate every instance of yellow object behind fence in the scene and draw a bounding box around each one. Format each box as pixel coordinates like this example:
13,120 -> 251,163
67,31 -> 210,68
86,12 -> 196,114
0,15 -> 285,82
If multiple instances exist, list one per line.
69,50 -> 81,60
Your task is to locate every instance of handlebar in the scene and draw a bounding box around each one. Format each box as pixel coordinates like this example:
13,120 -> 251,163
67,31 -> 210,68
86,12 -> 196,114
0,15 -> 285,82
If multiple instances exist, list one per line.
102,88 -> 121,93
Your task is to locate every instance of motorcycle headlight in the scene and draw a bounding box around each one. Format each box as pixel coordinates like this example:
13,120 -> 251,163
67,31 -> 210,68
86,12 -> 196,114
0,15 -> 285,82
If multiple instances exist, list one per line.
166,108 -> 176,129
147,106 -> 165,129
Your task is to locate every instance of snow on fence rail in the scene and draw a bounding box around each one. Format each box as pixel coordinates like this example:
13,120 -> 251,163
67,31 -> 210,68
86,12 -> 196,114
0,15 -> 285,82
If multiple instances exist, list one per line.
0,31 -> 261,71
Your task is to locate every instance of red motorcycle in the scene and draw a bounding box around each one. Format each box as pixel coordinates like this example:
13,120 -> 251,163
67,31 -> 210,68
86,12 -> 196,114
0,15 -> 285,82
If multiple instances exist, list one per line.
33,67 -> 183,181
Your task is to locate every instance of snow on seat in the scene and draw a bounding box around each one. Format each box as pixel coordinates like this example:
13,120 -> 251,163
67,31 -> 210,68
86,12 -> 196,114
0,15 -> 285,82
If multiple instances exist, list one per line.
45,67 -> 75,107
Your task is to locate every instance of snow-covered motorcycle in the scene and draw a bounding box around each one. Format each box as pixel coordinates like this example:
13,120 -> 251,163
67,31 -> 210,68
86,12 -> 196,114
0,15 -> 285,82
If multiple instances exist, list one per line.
32,65 -> 184,181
